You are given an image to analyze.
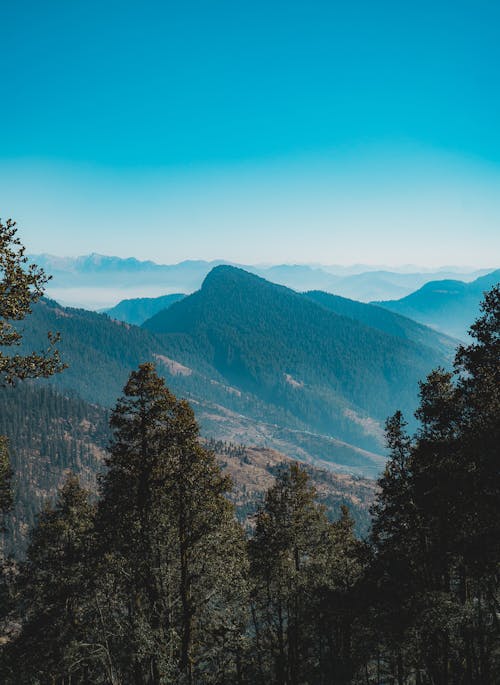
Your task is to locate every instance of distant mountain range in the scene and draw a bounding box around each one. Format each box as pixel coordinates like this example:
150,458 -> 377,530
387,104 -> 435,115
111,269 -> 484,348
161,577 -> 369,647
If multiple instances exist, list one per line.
30,252 -> 492,308
14,266 -> 459,476
374,270 -> 500,339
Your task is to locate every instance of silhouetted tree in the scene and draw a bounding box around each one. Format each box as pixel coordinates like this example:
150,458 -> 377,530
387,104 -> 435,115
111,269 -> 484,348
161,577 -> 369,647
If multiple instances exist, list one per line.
368,284 -> 500,684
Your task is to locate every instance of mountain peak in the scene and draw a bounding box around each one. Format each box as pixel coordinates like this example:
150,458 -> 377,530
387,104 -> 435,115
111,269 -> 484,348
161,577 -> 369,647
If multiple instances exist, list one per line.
202,264 -> 258,285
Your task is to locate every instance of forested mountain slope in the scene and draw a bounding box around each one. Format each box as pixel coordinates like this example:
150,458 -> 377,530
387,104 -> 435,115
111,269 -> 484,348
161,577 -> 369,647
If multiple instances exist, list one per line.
17,299 -> 167,406
304,289 -> 457,358
143,266 -> 451,450
14,299 -> 381,472
375,269 -> 500,339
0,383 -> 375,555
0,383 -> 109,554
14,267 -> 452,471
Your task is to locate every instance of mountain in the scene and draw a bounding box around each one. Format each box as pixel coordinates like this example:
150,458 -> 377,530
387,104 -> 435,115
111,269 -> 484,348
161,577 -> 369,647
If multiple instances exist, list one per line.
374,269 -> 500,339
12,267 -> 461,475
304,290 -> 458,359
16,298 -> 382,474
104,293 -> 185,325
253,264 -> 341,293
143,265 -> 452,454
0,383 -> 375,555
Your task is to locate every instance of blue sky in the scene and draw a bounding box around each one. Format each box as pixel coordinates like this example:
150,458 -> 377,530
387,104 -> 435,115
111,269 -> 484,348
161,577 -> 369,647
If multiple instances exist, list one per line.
1,0 -> 499,266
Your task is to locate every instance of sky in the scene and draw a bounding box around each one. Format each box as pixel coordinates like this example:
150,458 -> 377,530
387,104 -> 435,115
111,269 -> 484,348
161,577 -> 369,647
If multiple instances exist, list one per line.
1,0 -> 499,267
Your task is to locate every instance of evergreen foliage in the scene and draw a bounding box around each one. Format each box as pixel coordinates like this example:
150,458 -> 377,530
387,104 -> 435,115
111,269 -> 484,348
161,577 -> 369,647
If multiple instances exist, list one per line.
1,476 -> 95,683
305,289 -> 457,359
0,218 -> 65,386
143,265 -> 452,451
248,464 -> 366,684
94,363 -> 247,684
0,382 -> 109,555
367,284 -> 500,683
0,437 -> 13,524
0,219 -> 66,640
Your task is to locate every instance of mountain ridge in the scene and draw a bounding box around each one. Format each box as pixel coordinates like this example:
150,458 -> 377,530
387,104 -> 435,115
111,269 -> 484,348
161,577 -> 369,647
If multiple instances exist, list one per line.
375,269 -> 500,339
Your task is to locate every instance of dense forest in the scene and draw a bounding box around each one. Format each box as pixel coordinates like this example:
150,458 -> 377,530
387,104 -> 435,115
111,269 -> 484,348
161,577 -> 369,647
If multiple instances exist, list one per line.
0,283 -> 498,683
0,383 -> 374,556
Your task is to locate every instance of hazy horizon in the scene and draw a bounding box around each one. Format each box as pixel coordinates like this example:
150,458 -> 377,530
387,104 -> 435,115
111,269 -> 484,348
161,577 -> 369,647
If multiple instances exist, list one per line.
35,254 -> 497,311
30,251 -> 496,274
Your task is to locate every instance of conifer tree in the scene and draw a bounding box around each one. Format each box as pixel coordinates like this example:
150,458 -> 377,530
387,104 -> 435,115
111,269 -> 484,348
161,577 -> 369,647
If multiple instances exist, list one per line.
311,505 -> 367,685
95,363 -> 247,684
0,437 -> 13,525
1,476 -> 95,684
0,218 -> 64,385
368,284 -> 500,684
0,219 -> 65,555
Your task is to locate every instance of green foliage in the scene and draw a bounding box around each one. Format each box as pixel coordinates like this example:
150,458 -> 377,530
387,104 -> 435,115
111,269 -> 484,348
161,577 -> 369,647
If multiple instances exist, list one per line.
1,270 -> 498,683
248,463 -> 366,684
0,219 -> 66,547
305,289 -> 457,359
367,284 -> 500,683
0,382 -> 110,555
94,363 -> 248,683
0,438 -> 13,522
1,476 -> 95,684
10,264 -> 453,470
0,218 -> 65,385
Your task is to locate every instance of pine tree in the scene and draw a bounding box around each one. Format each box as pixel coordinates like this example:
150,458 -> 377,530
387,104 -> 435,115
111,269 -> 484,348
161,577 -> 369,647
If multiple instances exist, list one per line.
368,284 -> 500,684
308,504 -> 367,685
248,463 -> 328,684
1,476 -> 95,684
0,218 -> 65,560
0,218 -> 64,385
95,363 -> 247,684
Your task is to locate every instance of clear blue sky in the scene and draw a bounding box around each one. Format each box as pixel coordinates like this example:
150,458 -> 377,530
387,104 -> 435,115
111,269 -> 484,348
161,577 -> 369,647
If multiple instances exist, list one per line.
1,0 -> 499,266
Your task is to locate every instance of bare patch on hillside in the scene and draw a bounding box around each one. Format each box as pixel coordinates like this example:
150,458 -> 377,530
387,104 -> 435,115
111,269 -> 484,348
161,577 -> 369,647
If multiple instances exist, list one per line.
284,373 -> 304,388
154,354 -> 192,376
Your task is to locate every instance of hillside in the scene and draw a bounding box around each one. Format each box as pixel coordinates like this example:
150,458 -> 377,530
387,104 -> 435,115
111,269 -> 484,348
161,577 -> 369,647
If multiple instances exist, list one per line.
0,383 -> 375,555
12,267 -> 454,474
104,293 -> 185,325
375,269 -> 500,339
14,298 -> 381,473
304,290 -> 457,359
17,298 -> 167,406
0,383 -> 109,554
143,266 -> 451,452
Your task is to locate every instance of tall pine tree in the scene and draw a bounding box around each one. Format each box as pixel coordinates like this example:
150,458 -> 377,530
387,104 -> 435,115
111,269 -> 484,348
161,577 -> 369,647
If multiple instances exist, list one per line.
95,363 -> 247,684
